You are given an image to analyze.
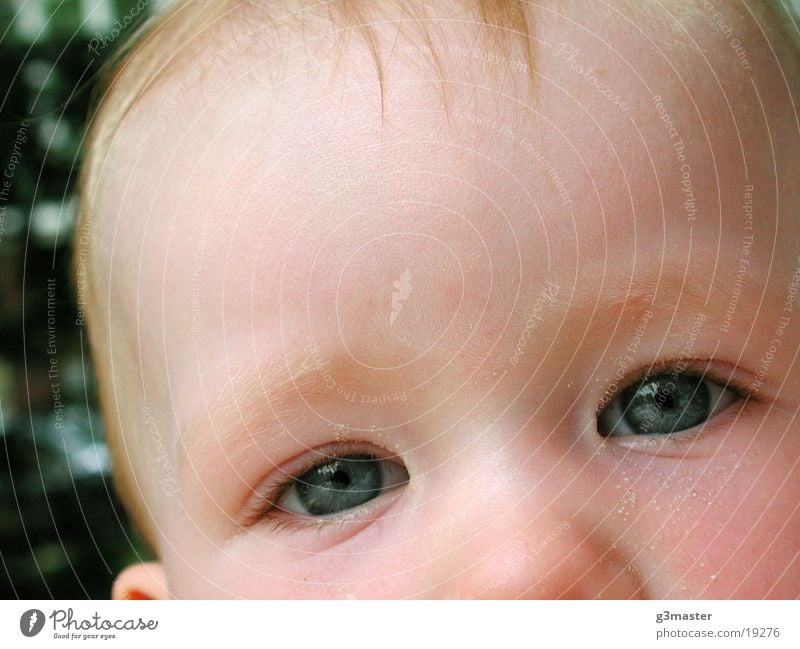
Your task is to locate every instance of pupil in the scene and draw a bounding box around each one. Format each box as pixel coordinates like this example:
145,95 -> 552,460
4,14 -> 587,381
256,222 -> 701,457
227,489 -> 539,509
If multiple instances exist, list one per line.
655,387 -> 674,410
331,469 -> 350,488
294,454 -> 383,516
619,374 -> 710,435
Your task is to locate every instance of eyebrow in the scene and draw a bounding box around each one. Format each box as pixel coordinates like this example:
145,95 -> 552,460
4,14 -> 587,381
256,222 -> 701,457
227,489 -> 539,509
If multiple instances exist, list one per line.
176,347 -> 399,477
553,268 -> 732,330
176,267 -> 757,473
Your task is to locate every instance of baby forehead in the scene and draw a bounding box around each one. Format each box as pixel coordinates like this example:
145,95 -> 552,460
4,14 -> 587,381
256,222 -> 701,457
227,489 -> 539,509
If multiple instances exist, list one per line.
102,0 -> 796,276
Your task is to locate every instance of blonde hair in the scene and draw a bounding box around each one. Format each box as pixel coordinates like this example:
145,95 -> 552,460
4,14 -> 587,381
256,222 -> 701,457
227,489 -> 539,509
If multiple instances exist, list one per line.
74,0 -> 535,554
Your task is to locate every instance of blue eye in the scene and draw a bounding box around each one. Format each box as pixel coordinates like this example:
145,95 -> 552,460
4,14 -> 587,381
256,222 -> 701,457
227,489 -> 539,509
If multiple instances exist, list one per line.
597,372 -> 739,437
276,454 -> 409,517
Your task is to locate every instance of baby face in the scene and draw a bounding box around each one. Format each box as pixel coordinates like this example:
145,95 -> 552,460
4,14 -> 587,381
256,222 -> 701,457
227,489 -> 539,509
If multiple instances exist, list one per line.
99,0 -> 800,598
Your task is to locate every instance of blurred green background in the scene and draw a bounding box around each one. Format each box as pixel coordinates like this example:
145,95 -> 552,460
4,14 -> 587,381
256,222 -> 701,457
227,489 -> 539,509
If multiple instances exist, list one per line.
0,0 -> 156,599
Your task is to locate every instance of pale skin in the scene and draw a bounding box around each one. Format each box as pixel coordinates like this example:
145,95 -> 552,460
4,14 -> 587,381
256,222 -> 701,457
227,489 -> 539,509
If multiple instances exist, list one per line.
94,0 -> 800,598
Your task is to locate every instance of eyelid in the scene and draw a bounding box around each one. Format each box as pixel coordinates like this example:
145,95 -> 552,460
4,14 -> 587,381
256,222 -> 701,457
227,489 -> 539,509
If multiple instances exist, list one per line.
237,440 -> 405,528
595,356 -> 757,419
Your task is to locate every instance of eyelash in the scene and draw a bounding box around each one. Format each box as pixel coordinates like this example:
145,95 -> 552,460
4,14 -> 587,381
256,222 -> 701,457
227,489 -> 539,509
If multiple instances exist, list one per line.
240,441 -> 399,531
265,515 -> 350,539
242,358 -> 758,530
594,356 -> 756,420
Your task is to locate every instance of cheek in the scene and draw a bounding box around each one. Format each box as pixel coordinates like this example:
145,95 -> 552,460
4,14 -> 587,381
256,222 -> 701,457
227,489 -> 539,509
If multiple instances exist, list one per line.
159,413 -> 800,599
622,418 -> 800,598
164,518 -> 429,599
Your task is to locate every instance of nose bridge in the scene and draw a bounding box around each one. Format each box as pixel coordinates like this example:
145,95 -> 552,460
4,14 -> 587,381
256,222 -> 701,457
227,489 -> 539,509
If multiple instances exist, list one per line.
471,517 -> 643,599
422,470 -> 645,599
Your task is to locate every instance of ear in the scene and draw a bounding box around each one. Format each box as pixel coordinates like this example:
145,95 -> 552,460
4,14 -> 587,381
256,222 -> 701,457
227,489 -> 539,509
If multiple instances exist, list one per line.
112,562 -> 169,600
